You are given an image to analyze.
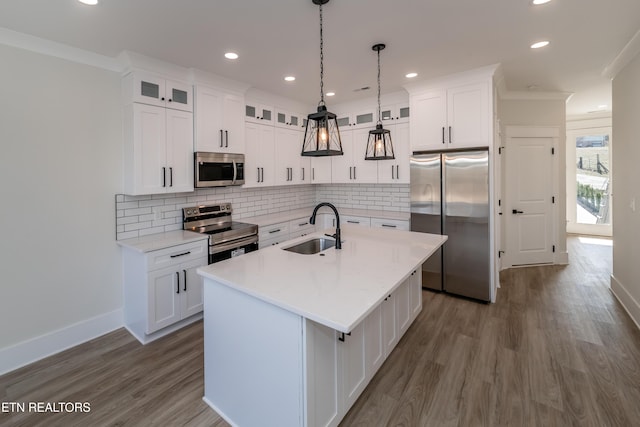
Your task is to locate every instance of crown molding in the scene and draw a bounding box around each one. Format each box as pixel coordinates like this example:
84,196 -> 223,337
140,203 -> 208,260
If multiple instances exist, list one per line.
0,26 -> 122,72
603,28 -> 640,79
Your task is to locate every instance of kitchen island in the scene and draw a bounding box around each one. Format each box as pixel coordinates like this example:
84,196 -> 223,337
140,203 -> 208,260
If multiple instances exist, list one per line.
198,224 -> 447,427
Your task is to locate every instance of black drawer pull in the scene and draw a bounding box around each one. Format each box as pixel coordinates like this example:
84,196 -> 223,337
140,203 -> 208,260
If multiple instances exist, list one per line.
269,229 -> 281,234
170,251 -> 191,258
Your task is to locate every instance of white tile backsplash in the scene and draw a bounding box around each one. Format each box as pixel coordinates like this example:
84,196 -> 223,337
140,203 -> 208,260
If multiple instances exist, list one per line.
115,183 -> 409,240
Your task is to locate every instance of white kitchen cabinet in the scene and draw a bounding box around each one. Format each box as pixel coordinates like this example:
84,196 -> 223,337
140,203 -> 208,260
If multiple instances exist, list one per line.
194,85 -> 245,152
123,240 -> 207,344
289,217 -> 315,239
377,122 -> 410,184
275,127 -> 310,186
244,122 -> 275,187
381,102 -> 410,124
339,322 -> 367,410
364,304 -> 384,375
409,270 -> 422,323
123,103 -> 194,195
411,80 -> 489,151
335,108 -> 376,130
396,276 -> 412,336
310,156 -> 332,184
381,292 -> 398,356
275,108 -> 304,130
332,128 -> 378,184
245,100 -> 274,124
258,221 -> 290,249
124,71 -> 192,112
370,217 -> 410,231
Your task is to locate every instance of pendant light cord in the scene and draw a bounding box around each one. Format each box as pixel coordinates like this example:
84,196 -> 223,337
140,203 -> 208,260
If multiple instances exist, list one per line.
377,47 -> 381,125
319,2 -> 325,107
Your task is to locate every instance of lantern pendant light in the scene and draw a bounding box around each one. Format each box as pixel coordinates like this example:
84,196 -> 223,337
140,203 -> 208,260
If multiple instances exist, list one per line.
301,0 -> 343,157
365,43 -> 395,160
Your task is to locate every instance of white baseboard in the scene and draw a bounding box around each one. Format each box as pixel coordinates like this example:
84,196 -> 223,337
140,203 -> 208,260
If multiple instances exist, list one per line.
0,309 -> 123,376
555,250 -> 569,265
610,274 -> 640,330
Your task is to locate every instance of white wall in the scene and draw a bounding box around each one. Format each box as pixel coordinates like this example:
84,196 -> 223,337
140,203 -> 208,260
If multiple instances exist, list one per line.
0,44 -> 123,369
498,98 -> 568,258
611,51 -> 640,327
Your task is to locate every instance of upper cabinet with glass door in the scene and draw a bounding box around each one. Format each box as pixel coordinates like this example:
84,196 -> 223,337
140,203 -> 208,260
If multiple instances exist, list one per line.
245,100 -> 274,124
335,108 -> 376,130
125,71 -> 193,112
275,109 -> 304,130
380,103 -> 410,124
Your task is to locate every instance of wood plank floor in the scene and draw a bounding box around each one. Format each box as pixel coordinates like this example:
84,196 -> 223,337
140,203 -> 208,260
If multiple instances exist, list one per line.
2,235 -> 639,426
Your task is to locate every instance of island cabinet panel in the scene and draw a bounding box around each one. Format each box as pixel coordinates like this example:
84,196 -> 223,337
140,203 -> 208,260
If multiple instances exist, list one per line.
304,320 -> 340,427
340,321 -> 367,410
203,282 -> 304,427
364,305 -> 384,375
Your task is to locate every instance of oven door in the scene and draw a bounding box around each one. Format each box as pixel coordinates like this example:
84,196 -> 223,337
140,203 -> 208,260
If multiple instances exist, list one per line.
209,235 -> 258,264
195,152 -> 245,187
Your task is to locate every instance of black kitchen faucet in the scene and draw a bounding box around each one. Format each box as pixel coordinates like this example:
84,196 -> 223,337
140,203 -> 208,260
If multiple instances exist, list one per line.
309,202 -> 342,249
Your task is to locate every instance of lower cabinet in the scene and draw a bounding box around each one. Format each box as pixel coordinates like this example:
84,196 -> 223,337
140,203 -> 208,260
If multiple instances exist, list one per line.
123,240 -> 208,344
305,269 -> 422,426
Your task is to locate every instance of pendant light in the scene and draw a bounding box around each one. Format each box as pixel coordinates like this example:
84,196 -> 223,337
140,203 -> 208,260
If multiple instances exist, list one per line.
365,43 -> 395,160
301,0 -> 343,157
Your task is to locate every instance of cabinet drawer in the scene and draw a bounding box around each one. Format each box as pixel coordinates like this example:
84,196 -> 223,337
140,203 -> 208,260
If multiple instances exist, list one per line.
289,218 -> 315,238
370,218 -> 409,231
146,240 -> 207,272
259,221 -> 290,240
259,235 -> 288,249
342,215 -> 371,227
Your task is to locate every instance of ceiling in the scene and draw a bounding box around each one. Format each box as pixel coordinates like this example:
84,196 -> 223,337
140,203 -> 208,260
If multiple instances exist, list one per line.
1,0 -> 639,116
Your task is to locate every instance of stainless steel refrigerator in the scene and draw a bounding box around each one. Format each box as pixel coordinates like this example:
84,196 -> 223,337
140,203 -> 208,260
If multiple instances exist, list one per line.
410,149 -> 490,302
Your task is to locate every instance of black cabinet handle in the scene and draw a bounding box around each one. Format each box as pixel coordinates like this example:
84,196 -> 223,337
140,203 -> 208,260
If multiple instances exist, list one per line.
298,222 -> 309,226
168,99 -> 172,103
353,166 -> 356,180
449,126 -> 452,144
161,97 -> 165,101
269,229 -> 281,234
170,251 -> 191,258
220,129 -> 224,147
442,127 -> 445,144
225,130 -> 229,147
337,332 -> 351,342
382,224 -> 397,228
176,272 -> 180,294
396,165 -> 399,179
169,167 -> 173,187
512,209 -> 524,214
302,167 -> 305,181
347,220 -> 359,224
183,269 -> 187,291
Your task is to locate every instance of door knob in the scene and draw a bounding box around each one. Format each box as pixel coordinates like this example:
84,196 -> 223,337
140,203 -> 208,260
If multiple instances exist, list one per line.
512,209 -> 524,214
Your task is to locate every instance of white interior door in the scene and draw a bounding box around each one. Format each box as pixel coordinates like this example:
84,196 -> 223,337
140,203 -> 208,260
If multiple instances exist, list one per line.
505,135 -> 554,266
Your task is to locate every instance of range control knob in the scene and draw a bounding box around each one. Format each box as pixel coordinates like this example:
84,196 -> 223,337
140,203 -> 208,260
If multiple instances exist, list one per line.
226,204 -> 231,210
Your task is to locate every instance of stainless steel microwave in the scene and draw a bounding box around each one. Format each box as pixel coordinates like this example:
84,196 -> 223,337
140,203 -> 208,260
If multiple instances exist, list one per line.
194,152 -> 245,187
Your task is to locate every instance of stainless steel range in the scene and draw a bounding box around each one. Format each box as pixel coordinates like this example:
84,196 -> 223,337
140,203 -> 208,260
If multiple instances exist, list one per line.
183,202 -> 258,264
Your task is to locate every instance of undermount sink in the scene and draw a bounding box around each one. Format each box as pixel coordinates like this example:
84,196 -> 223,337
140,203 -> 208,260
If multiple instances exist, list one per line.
283,237 -> 336,255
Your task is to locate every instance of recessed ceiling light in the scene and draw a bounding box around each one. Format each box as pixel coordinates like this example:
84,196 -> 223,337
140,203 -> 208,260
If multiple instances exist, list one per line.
530,41 -> 550,49
78,0 -> 98,4
326,92 -> 335,97
532,0 -> 551,4
224,52 -> 239,60
284,76 -> 296,82
406,72 -> 418,78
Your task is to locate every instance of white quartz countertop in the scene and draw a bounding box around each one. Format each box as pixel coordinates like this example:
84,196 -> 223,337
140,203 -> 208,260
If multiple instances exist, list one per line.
197,224 -> 446,333
117,230 -> 207,253
241,207 -> 409,227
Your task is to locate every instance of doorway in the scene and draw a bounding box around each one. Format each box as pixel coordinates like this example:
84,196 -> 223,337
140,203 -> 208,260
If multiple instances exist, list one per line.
566,126 -> 612,236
